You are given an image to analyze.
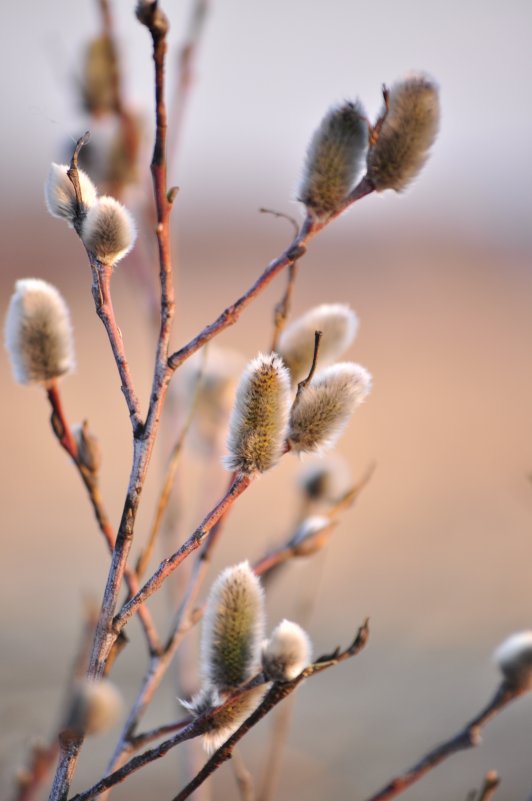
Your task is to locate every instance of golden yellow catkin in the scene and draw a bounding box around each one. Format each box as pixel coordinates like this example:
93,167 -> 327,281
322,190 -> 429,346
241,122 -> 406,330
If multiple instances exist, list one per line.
367,73 -> 440,192
4,278 -> 75,386
225,353 -> 291,473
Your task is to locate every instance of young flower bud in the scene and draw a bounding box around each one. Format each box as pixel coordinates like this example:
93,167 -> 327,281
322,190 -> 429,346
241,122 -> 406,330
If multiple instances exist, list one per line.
44,163 -> 97,226
297,457 -> 351,504
299,101 -> 368,219
493,631 -> 532,691
64,679 -> 123,736
262,620 -> 313,681
225,353 -> 291,474
287,515 -> 337,557
367,74 -> 440,192
80,196 -> 137,265
277,303 -> 358,385
201,562 -> 265,692
4,279 -> 75,386
72,420 -> 102,474
288,363 -> 371,454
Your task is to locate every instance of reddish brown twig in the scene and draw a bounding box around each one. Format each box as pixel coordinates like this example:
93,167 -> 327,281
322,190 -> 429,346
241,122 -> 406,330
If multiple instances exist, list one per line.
361,684 -> 525,801
68,623 -> 369,801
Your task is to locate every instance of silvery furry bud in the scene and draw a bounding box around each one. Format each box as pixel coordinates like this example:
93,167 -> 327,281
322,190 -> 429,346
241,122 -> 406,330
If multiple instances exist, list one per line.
494,631 -> 532,691
183,684 -> 266,754
299,101 -> 368,219
288,363 -> 371,454
277,303 -> 358,385
201,562 -> 265,692
262,620 -> 312,681
367,74 -> 440,192
81,196 -> 137,265
287,515 -> 337,557
45,163 -> 97,226
4,279 -> 75,386
64,679 -> 123,736
225,353 -> 291,474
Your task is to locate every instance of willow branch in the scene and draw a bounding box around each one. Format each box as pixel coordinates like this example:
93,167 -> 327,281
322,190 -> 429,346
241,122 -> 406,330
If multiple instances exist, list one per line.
361,684 -> 526,801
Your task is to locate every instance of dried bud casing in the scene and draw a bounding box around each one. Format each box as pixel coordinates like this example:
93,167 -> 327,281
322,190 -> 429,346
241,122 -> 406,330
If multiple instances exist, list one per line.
72,420 -> 102,474
367,74 -> 440,192
81,196 -> 137,265
225,353 -> 291,474
4,279 -> 75,386
299,101 -> 368,219
64,679 -> 123,736
287,515 -> 337,557
202,562 -> 265,692
494,631 -> 532,691
45,163 -> 97,226
278,303 -> 358,385
262,620 -> 312,681
288,362 -> 371,454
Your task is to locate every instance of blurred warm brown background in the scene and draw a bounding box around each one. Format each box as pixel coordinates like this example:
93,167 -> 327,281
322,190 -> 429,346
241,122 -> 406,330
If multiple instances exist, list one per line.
2,1 -> 532,800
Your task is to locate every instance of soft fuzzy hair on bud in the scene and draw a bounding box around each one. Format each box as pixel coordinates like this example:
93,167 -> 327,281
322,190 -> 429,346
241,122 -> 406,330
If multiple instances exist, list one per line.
367,73 -> 440,192
4,279 -> 75,386
287,515 -> 337,557
45,163 -> 97,226
297,456 -> 351,504
493,631 -> 532,691
262,620 -> 313,681
80,195 -> 136,265
277,303 -> 358,385
225,353 -> 291,474
183,685 -> 267,754
299,101 -> 368,219
64,679 -> 123,736
201,562 -> 265,692
288,362 -> 371,454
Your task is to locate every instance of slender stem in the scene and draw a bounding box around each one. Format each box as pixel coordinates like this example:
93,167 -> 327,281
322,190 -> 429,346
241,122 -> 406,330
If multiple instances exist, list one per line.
113,472 -> 253,633
90,261 -> 143,432
293,329 -> 322,405
361,684 -> 524,801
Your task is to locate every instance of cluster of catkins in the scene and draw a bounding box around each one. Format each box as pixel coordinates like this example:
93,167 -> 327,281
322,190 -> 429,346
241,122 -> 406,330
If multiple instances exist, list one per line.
182,562 -> 312,753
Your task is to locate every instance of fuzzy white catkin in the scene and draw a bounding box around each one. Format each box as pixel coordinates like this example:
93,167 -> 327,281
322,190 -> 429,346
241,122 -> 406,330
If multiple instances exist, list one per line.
201,561 -> 265,692
288,362 -> 372,454
277,303 -> 358,385
225,352 -> 291,474
367,73 -> 440,192
66,679 -> 123,736
493,631 -> 532,690
262,620 -> 312,681
81,195 -> 137,264
4,278 -> 75,385
45,163 -> 98,225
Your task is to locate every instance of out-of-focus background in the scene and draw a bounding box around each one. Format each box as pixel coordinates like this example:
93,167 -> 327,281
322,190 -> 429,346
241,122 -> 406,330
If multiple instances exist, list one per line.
2,1 -> 532,800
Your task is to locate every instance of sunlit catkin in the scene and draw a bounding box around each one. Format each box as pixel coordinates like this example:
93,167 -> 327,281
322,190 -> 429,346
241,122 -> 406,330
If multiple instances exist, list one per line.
81,195 -> 137,265
45,163 -> 97,226
225,353 -> 291,474
299,101 -> 368,219
262,620 -> 313,681
367,74 -> 440,192
277,303 -> 358,385
288,362 -> 371,454
201,562 -> 265,692
299,102 -> 368,219
494,631 -> 532,691
4,278 -> 75,386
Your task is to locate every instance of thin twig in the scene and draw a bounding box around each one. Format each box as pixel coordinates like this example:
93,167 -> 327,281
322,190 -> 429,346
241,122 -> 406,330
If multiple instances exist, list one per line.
231,747 -> 255,801
293,330 -> 322,405
69,623 -> 369,801
361,684 -> 525,801
136,346 -> 207,580
170,622 -> 370,801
